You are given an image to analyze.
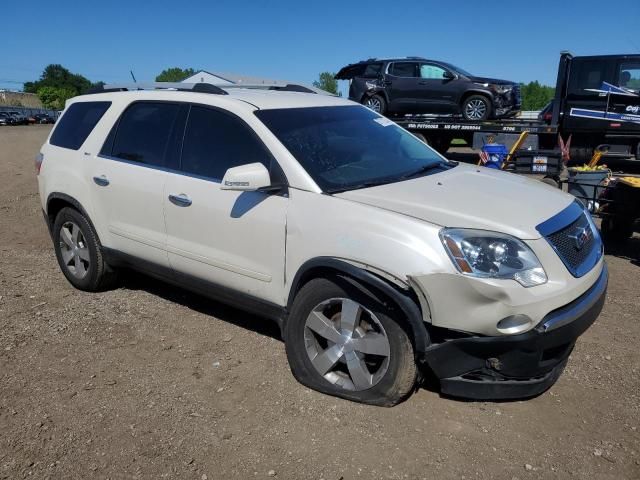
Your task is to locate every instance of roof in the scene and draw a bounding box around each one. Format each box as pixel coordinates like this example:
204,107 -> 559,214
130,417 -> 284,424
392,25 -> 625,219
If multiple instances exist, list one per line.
75,85 -> 353,111
225,88 -> 351,109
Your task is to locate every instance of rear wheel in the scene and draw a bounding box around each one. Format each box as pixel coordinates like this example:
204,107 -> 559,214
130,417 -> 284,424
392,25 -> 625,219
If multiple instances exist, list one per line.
541,176 -> 560,188
364,94 -> 387,115
52,207 -> 118,291
284,277 -> 417,406
462,95 -> 491,121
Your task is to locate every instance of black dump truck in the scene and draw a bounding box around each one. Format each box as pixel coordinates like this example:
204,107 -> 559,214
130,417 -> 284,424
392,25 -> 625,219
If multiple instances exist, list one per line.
341,53 -> 640,164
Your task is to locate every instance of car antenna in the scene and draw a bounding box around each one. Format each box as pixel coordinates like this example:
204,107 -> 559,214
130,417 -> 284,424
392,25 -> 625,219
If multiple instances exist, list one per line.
130,70 -> 137,83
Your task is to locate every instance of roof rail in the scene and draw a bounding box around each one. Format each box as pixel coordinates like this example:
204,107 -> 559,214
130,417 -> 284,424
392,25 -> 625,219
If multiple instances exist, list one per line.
219,83 -> 317,94
91,82 -> 228,95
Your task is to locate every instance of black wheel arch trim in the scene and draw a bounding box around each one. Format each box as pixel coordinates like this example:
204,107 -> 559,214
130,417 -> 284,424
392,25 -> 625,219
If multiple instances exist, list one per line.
287,257 -> 430,354
45,192 -> 98,239
460,88 -> 495,105
361,89 -> 389,106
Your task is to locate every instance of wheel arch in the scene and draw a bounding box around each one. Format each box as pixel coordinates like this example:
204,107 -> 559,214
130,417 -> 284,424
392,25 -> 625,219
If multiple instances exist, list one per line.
45,193 -> 100,242
287,257 -> 430,354
360,89 -> 389,106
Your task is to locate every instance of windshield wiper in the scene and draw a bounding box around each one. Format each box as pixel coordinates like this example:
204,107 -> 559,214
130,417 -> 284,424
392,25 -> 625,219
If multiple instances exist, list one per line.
326,179 -> 394,194
399,162 -> 449,180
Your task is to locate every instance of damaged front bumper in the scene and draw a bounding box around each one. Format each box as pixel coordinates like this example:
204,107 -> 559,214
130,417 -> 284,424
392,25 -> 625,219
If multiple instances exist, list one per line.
419,263 -> 608,400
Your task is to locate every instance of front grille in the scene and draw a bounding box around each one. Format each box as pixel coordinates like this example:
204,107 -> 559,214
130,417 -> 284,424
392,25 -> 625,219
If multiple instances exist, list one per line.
512,84 -> 522,107
545,213 -> 600,276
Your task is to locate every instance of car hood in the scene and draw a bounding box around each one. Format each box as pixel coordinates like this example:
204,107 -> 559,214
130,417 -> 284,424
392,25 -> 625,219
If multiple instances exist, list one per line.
333,163 -> 573,240
468,76 -> 516,86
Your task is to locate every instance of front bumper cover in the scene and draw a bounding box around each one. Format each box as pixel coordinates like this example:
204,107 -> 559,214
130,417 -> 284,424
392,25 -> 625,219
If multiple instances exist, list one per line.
421,263 -> 608,400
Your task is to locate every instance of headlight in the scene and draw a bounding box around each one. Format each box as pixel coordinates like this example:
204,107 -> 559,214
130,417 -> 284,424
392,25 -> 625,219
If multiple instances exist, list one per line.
365,81 -> 378,90
439,229 -> 547,287
492,84 -> 513,94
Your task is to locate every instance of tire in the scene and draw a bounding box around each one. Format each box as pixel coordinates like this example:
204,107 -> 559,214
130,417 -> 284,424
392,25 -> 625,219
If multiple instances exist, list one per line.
461,95 -> 491,121
284,277 -> 417,406
52,207 -> 118,291
431,138 -> 451,155
541,176 -> 560,188
363,94 -> 387,115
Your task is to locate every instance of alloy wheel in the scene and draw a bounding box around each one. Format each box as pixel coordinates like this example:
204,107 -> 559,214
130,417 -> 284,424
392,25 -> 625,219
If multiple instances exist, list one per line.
465,99 -> 487,120
59,221 -> 90,279
303,298 -> 391,391
365,97 -> 382,113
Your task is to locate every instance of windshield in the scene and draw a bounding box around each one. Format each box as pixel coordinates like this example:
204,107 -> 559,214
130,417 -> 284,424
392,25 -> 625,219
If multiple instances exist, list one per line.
255,106 -> 453,193
440,62 -> 474,78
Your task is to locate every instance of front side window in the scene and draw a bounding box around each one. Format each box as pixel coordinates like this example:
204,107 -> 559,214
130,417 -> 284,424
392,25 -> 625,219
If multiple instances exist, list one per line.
420,64 -> 447,79
390,62 -> 418,77
109,102 -> 180,168
181,105 -> 272,180
618,62 -> 640,91
50,101 -> 111,150
255,106 -> 452,193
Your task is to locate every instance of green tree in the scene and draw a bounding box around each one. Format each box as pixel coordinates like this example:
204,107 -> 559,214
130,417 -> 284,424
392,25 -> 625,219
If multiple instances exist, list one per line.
24,64 -> 93,95
313,72 -> 338,95
155,67 -> 196,82
37,86 -> 76,110
520,81 -> 555,111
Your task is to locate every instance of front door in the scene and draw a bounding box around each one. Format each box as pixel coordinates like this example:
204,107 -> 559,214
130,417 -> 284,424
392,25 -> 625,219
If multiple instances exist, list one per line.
416,63 -> 459,114
164,104 -> 287,305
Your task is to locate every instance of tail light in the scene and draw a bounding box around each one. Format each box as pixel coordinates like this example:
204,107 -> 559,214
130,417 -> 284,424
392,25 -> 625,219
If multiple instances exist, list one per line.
35,153 -> 44,175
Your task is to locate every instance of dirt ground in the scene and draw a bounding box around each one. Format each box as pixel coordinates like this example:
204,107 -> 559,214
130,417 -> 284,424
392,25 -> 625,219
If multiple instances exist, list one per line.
1,125 -> 639,480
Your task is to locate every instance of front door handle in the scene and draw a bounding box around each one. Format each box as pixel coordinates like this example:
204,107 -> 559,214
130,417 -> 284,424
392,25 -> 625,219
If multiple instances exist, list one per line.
93,175 -> 110,187
168,193 -> 192,207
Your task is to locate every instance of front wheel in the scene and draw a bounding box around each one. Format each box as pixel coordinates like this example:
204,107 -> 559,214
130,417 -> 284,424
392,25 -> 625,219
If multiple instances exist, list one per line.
284,277 -> 417,406
462,95 -> 491,121
363,94 -> 387,115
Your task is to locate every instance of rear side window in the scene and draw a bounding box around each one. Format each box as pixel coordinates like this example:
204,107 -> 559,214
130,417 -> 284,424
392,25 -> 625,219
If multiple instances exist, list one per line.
390,62 -> 418,77
109,102 -> 181,168
362,63 -> 382,78
50,101 -> 111,150
569,59 -> 612,94
180,105 -> 272,180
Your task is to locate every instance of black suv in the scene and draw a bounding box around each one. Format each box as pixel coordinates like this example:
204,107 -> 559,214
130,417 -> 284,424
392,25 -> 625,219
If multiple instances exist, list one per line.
335,57 -> 521,120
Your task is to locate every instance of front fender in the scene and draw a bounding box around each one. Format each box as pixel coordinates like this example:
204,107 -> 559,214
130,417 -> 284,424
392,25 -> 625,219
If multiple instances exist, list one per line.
287,257 -> 430,354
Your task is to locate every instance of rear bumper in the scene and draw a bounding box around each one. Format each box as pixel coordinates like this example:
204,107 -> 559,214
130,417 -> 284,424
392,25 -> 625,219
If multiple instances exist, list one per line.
421,263 -> 608,400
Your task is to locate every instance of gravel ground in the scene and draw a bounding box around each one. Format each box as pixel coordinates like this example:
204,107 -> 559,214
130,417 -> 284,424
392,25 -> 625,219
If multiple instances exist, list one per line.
1,125 -> 639,479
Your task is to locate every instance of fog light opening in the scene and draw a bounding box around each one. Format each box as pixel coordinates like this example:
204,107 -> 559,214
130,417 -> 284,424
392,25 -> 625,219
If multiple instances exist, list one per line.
497,315 -> 532,335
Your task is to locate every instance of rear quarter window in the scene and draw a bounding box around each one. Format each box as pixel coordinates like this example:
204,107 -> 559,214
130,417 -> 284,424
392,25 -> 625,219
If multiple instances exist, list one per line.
49,101 -> 111,150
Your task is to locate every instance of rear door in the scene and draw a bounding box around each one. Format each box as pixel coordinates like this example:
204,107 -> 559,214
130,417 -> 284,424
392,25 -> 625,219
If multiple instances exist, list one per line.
163,104 -> 287,305
90,101 -> 186,267
386,62 -> 421,112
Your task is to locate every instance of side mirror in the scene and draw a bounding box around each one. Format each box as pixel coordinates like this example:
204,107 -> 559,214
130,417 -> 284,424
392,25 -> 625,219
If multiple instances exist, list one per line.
221,163 -> 271,191
443,71 -> 456,80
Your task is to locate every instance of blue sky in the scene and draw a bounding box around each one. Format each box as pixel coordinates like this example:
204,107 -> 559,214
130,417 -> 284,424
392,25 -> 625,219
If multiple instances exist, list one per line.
2,0 -> 639,93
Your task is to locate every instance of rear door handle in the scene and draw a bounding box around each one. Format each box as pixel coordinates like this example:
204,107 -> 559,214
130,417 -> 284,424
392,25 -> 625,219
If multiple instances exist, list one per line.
93,175 -> 110,187
168,193 -> 192,207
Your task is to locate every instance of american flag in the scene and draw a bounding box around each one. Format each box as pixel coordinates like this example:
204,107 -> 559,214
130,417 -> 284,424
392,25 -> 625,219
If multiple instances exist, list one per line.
478,150 -> 489,164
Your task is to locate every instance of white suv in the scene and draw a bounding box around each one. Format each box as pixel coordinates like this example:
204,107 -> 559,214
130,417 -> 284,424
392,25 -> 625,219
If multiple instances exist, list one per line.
37,82 -> 607,406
